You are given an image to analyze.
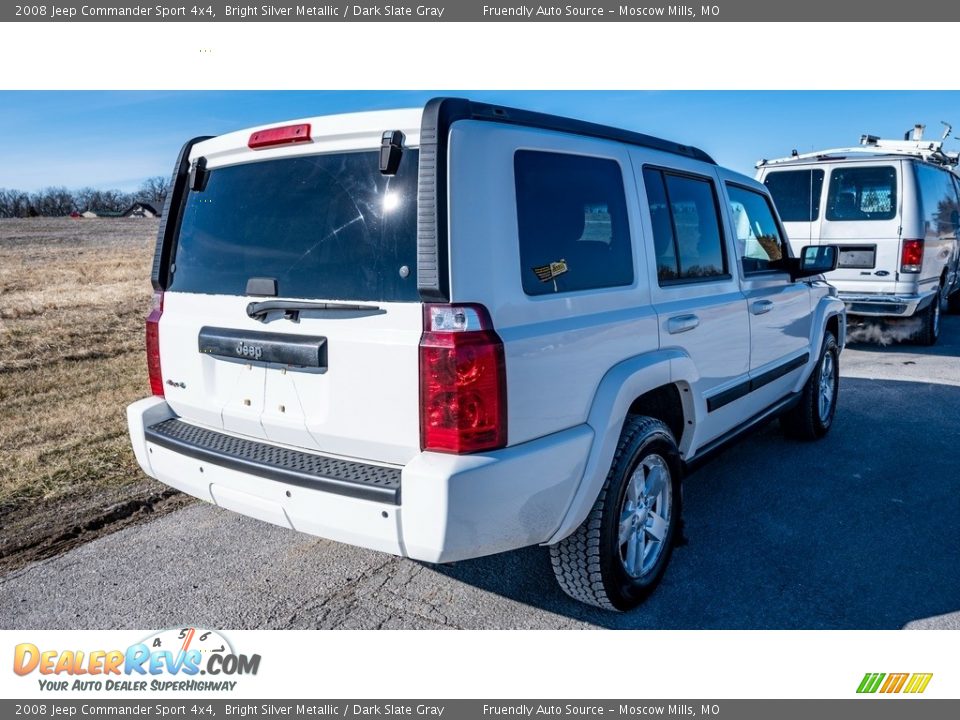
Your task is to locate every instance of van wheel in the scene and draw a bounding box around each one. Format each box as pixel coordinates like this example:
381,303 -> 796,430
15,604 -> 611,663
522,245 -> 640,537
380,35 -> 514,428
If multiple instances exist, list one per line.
550,416 -> 681,611
781,331 -> 839,441
913,286 -> 941,346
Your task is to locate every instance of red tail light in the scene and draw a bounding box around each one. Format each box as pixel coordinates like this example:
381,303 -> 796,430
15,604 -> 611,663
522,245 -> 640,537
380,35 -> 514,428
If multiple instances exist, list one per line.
901,239 -> 924,273
146,291 -> 164,397
419,304 -> 507,454
248,123 -> 311,149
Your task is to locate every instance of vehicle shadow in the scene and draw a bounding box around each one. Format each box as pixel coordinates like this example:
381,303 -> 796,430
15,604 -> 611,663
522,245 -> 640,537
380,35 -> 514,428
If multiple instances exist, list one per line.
845,314 -> 960,358
427,375 -> 960,629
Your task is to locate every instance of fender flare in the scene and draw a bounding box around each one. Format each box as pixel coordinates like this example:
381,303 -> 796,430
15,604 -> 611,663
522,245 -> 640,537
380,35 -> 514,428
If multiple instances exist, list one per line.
543,348 -> 698,545
794,295 -> 846,394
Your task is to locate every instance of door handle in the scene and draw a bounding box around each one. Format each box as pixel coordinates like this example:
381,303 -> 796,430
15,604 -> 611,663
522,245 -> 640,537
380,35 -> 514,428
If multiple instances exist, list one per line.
750,300 -> 774,315
667,314 -> 700,334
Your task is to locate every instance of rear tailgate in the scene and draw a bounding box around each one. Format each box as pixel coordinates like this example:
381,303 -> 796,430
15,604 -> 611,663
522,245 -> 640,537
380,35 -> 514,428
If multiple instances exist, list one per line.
155,111 -> 426,466
159,296 -> 422,466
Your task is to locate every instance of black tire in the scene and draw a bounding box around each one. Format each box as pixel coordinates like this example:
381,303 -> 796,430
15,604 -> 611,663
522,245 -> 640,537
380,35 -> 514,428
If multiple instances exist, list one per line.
947,288 -> 960,315
780,331 -> 840,441
550,416 -> 682,611
913,286 -> 941,346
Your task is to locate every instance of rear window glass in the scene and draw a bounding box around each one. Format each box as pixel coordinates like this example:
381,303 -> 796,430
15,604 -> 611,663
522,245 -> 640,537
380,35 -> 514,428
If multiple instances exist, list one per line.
764,169 -> 824,222
169,150 -> 419,301
826,165 -> 897,221
514,150 -> 633,296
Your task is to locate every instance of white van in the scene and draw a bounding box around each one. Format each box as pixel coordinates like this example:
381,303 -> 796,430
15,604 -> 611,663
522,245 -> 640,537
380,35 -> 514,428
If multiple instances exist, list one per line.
756,130 -> 960,344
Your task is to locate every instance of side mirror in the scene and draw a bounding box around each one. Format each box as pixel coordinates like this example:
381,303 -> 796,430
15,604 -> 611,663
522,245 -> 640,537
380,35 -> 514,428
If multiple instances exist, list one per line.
794,244 -> 839,280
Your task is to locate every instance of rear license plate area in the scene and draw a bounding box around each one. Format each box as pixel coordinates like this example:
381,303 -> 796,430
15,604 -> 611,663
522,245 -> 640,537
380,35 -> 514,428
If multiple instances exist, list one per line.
837,246 -> 876,269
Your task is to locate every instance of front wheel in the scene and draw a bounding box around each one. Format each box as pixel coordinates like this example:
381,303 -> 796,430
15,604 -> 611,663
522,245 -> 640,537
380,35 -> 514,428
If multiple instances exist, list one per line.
550,416 -> 682,611
780,331 -> 839,441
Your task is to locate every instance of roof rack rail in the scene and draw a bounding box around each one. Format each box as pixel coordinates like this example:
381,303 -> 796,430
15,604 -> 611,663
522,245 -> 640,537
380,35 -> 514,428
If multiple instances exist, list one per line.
757,125 -> 959,169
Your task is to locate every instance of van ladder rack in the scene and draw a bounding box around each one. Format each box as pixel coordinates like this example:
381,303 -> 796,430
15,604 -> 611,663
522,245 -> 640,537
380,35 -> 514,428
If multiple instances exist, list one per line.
757,134 -> 959,169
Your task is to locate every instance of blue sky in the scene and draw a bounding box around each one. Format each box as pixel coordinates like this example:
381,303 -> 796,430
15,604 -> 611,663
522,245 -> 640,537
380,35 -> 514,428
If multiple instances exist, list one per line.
2,90 -> 959,191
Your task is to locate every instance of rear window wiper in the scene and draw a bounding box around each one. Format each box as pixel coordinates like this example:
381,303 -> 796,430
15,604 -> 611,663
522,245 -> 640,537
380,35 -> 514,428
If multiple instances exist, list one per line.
246,299 -> 381,323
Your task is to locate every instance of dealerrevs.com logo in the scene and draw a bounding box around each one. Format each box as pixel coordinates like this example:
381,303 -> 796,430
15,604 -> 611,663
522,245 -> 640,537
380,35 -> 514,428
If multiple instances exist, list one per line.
13,627 -> 260,692
857,672 -> 933,694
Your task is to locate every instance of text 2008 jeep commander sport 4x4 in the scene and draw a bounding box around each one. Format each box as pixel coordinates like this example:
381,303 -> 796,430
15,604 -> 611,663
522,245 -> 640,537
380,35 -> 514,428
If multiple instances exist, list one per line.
128,98 -> 845,611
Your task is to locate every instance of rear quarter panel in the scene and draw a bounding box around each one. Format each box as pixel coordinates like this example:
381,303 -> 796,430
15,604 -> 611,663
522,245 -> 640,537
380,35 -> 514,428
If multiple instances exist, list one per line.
447,121 -> 659,445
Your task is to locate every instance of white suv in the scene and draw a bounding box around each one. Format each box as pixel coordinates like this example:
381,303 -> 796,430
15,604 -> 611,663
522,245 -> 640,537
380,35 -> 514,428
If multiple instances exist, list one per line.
127,98 -> 845,610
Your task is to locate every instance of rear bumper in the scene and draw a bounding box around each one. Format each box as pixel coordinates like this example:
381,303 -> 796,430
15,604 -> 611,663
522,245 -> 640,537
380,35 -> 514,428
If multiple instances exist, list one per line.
127,397 -> 592,563
838,288 -> 937,318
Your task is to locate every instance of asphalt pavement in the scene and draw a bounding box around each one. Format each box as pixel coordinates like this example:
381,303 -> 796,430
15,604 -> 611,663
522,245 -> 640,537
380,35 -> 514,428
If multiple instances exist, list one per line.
2,317 -> 958,630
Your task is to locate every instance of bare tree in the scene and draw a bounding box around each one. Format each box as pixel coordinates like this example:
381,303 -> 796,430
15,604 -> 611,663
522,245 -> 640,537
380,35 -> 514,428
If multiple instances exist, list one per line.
137,176 -> 169,209
74,187 -> 132,214
0,176 -> 165,217
74,187 -> 98,213
29,187 -> 76,217
0,188 -> 31,218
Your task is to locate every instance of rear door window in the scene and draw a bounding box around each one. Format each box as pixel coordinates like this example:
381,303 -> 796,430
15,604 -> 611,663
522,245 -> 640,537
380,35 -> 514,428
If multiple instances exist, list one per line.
643,168 -> 728,283
169,150 -> 420,301
825,165 -> 897,221
514,150 -> 633,296
763,169 -> 824,222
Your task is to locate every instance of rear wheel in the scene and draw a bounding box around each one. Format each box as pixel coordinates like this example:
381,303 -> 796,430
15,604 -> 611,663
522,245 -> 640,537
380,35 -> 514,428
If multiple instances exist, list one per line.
550,416 -> 682,611
913,286 -> 942,346
781,331 -> 839,441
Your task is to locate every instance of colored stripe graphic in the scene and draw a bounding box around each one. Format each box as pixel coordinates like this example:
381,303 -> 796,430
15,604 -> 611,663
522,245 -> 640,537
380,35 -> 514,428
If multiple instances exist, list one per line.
903,673 -> 933,694
857,672 -> 932,694
857,673 -> 885,693
880,673 -> 909,693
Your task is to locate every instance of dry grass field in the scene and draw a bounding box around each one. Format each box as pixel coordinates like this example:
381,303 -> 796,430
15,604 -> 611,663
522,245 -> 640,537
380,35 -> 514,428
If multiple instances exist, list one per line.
0,218 -> 190,571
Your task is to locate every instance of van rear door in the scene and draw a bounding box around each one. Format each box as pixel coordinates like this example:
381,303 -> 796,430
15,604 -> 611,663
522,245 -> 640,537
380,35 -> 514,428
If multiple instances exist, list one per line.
156,117 -> 425,466
818,162 -> 902,286
762,166 -> 825,255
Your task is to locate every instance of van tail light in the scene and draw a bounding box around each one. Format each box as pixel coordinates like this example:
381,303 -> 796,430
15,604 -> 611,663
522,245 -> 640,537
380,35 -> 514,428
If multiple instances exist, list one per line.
901,239 -> 924,273
146,291 -> 164,397
419,304 -> 507,454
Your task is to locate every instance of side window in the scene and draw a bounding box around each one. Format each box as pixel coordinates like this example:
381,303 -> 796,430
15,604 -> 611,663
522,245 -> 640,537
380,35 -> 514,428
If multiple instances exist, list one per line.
915,163 -> 959,238
514,150 -> 633,296
763,169 -> 825,222
726,184 -> 787,275
642,167 -> 727,283
642,168 -> 680,281
825,166 -> 897,221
